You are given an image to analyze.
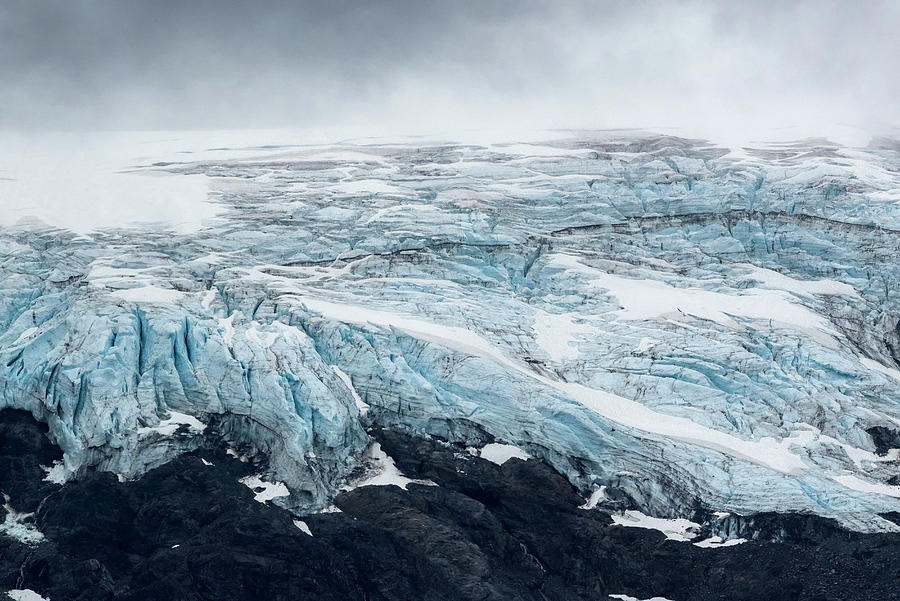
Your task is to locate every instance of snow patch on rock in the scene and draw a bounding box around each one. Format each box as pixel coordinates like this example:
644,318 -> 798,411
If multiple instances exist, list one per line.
694,536 -> 748,548
293,519 -> 313,536
348,442 -> 436,490
40,461 -> 67,484
610,510 -> 700,542
580,486 -> 607,510
239,475 -> 290,503
6,590 -> 50,601
479,443 -> 531,465
0,494 -> 44,546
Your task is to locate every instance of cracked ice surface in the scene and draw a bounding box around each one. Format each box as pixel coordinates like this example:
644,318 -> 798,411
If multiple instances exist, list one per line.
1,130 -> 900,529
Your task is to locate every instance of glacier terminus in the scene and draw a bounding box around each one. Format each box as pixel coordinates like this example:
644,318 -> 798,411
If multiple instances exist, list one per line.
2,130 -> 899,530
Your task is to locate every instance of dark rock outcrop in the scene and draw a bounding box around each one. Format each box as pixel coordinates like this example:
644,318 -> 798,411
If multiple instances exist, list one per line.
3,411 -> 900,601
867,426 -> 900,456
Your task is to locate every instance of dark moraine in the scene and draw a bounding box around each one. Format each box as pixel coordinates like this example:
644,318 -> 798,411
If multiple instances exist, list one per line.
2,409 -> 899,601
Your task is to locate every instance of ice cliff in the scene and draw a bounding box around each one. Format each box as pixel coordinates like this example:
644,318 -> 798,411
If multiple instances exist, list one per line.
1,131 -> 899,530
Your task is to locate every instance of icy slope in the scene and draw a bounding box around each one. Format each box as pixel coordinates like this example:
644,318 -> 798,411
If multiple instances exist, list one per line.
1,131 -> 899,529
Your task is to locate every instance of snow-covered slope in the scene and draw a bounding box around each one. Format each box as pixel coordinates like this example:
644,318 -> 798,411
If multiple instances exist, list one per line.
1,130 -> 899,530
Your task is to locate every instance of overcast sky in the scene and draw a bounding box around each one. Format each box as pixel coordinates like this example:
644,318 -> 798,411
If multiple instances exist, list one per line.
1,0 -> 898,135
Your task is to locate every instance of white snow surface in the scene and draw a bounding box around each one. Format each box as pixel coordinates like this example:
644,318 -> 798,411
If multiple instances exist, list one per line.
331,365 -> 370,416
736,264 -> 861,299
137,411 -> 206,437
829,474 -> 900,499
552,253 -> 837,339
0,495 -> 44,546
0,132 -> 217,234
348,442 -> 435,490
693,536 -> 748,548
580,487 -> 607,510
532,310 -> 582,361
860,357 -> 900,382
110,286 -> 187,304
12,327 -> 38,345
239,475 -> 291,503
479,443 -> 531,465
293,520 -> 313,536
6,590 -> 50,601
290,295 -> 809,476
40,461 -> 67,485
610,510 -> 700,542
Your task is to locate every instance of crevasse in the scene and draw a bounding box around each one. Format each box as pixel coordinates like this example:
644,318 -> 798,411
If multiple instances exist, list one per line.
1,132 -> 899,530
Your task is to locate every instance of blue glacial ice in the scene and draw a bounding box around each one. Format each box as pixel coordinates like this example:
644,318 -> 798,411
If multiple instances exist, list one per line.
1,131 -> 899,531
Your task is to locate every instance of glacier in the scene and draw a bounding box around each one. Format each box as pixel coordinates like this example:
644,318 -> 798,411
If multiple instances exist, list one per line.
1,130 -> 899,532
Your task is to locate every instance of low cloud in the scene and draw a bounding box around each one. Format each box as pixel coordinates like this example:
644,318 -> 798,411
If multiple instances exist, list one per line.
1,0 -> 897,136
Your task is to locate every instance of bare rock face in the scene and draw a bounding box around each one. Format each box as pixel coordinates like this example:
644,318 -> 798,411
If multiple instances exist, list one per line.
3,411 -> 900,601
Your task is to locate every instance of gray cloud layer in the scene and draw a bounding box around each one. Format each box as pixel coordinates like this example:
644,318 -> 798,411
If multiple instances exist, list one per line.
1,0 -> 897,133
